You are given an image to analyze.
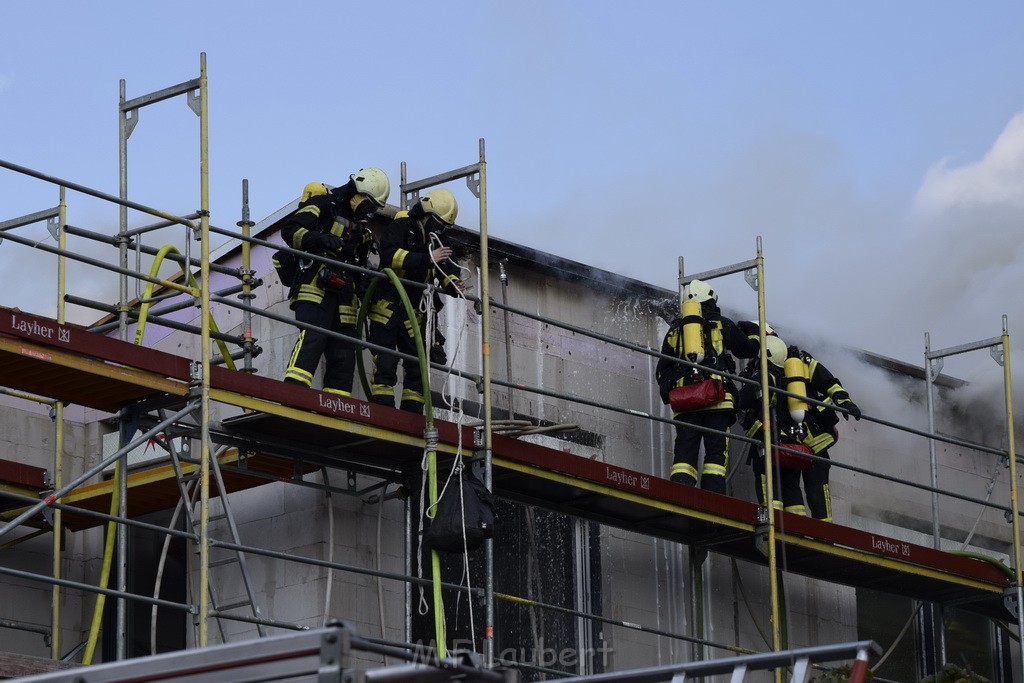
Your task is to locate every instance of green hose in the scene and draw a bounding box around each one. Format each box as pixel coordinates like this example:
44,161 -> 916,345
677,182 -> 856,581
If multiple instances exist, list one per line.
948,550 -> 1016,581
81,458 -> 122,664
354,270 -> 445,656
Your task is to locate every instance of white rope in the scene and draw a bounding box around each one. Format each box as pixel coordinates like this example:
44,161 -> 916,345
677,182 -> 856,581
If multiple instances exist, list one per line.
413,229 -> 481,647
321,468 -> 334,627
428,231 -> 473,285
416,450 -> 431,616
960,456 -> 1004,550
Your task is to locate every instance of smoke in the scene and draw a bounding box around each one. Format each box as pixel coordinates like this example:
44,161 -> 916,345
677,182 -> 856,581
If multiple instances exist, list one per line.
880,114 -> 1024,440
764,114 -> 1024,447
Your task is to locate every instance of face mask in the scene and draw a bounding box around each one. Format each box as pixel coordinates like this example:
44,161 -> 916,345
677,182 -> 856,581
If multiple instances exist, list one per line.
349,194 -> 377,224
425,214 -> 449,234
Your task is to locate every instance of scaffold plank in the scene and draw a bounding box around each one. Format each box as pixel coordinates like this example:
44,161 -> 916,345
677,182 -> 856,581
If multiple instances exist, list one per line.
0,305 -> 1015,623
59,449 -> 318,531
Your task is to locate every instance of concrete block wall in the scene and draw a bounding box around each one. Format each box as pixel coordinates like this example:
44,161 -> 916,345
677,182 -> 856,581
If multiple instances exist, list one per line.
2,229 -> 1017,675
190,471 -> 410,650
0,401 -> 99,661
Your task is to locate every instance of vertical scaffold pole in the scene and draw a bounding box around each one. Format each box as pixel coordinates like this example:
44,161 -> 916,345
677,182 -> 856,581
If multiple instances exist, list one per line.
50,187 -> 67,659
116,77 -> 132,661
478,138 -> 495,668
754,237 -> 783,662
924,332 -> 942,549
999,317 -> 1024,680
237,179 -> 256,373
197,52 -> 212,648
117,80 -> 131,343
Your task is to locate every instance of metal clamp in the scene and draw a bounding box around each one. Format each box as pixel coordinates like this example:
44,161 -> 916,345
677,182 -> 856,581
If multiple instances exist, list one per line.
424,426 -> 439,452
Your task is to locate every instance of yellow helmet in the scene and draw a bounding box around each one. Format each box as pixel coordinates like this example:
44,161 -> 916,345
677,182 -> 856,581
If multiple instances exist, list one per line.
350,167 -> 391,207
420,188 -> 458,226
683,279 -> 717,304
301,182 -> 328,202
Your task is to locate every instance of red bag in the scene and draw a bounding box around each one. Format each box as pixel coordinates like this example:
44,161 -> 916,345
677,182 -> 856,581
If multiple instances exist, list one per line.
669,379 -> 725,412
772,442 -> 814,470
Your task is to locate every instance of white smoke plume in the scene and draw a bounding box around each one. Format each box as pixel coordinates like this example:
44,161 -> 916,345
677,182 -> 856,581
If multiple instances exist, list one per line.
777,113 -> 1024,449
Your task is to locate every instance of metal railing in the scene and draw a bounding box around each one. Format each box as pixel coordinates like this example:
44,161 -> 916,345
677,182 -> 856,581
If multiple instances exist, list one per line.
0,53 -> 1018,681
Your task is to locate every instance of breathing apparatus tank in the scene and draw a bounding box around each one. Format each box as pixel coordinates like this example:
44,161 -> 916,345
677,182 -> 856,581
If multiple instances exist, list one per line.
784,355 -> 810,424
681,299 -> 705,363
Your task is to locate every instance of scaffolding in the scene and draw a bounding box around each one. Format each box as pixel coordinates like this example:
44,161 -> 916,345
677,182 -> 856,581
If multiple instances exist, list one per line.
0,54 -> 1022,681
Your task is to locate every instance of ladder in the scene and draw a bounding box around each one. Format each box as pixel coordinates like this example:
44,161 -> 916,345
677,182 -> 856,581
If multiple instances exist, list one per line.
556,640 -> 880,682
164,434 -> 266,640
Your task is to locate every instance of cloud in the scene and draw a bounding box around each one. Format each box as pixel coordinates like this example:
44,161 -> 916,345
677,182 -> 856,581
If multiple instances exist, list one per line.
897,113 -> 1024,342
854,112 -> 1024,437
914,113 -> 1024,213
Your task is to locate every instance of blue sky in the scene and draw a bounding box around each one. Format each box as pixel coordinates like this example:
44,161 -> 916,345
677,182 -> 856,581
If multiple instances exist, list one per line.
2,1 -> 1023,378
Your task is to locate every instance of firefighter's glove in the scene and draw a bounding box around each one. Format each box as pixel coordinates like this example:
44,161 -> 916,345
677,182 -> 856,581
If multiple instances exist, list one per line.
841,401 -> 862,421
304,232 -> 343,254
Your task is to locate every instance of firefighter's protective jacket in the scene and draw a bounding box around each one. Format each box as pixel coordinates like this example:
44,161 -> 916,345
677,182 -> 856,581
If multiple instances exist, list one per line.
736,362 -> 802,440
655,302 -> 758,412
369,212 -> 461,327
798,352 -> 854,453
280,192 -> 374,308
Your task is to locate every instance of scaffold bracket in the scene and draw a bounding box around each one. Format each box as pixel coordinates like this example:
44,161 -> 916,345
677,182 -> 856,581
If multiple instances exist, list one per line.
123,108 -> 140,139
990,345 -> 1004,367
189,361 -> 202,384
466,173 -> 480,199
1004,587 -> 1019,619
186,89 -> 202,117
744,266 -> 759,292
756,507 -> 770,526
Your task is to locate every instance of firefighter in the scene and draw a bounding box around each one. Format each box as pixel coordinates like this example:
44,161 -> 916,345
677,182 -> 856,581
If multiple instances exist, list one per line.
737,334 -> 808,515
367,188 -> 464,412
280,168 -> 390,395
787,344 -> 861,521
655,279 -> 759,494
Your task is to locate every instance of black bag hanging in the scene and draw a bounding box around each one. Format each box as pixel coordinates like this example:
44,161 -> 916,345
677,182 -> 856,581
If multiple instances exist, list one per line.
424,468 -> 495,553
272,249 -> 298,287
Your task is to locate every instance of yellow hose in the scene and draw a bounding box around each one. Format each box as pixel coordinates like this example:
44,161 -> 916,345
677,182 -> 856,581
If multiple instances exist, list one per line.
134,244 -> 236,371
356,271 -> 445,656
82,458 -> 122,664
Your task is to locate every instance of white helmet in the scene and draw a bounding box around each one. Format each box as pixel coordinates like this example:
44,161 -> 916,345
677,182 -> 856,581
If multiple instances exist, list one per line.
765,335 -> 788,368
749,321 -> 777,337
350,167 -> 391,207
420,188 -> 459,226
684,279 -> 717,304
